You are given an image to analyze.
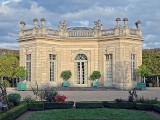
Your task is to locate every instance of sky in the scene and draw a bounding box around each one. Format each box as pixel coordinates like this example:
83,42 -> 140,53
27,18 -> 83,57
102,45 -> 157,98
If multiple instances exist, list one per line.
0,0 -> 160,50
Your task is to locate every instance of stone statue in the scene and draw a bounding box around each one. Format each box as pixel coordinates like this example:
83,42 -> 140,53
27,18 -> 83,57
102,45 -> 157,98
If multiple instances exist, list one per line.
94,20 -> 102,30
59,20 -> 67,31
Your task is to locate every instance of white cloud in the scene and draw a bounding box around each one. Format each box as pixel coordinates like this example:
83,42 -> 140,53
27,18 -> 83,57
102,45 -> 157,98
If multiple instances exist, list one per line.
30,2 -> 46,13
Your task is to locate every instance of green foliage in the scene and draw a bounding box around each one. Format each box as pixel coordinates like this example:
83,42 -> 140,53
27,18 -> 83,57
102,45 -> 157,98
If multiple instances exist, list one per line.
44,101 -> 74,109
128,89 -> 138,102
0,80 -> 10,87
43,87 -> 58,102
90,71 -> 101,80
0,83 -> 7,101
0,103 -> 28,120
75,101 -> 103,108
23,95 -> 36,103
15,66 -> 28,79
136,96 -> 158,104
104,101 -> 136,109
7,93 -> 21,106
28,101 -> 44,111
60,70 -> 72,80
137,65 -> 151,77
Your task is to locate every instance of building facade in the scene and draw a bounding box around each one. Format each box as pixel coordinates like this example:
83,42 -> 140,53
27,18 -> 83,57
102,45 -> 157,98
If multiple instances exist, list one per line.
17,18 -> 144,90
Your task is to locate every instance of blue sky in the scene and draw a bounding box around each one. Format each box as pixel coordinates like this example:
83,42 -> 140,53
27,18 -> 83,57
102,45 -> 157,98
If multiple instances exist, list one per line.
0,0 -> 160,50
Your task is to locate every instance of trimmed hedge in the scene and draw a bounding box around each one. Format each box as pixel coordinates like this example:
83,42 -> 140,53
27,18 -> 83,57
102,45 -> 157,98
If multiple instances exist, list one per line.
75,101 -> 103,108
136,103 -> 153,110
28,101 -> 44,111
0,103 -> 28,120
103,101 -> 136,109
153,104 -> 160,113
44,101 -> 74,109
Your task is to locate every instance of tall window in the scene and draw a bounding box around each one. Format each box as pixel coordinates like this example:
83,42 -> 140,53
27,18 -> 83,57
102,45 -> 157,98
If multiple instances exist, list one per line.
131,54 -> 136,81
26,54 -> 31,81
49,54 -> 56,81
106,54 -> 112,82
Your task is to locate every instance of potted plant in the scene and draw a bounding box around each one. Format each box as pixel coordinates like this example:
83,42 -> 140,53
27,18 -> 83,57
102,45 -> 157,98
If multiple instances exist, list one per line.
90,71 -> 101,87
61,70 -> 72,87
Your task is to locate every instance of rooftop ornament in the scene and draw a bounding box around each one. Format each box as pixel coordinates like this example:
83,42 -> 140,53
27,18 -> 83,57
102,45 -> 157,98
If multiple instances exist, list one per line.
20,21 -> 26,30
123,18 -> 128,27
40,18 -> 46,27
135,20 -> 141,29
33,18 -> 38,26
116,18 -> 121,27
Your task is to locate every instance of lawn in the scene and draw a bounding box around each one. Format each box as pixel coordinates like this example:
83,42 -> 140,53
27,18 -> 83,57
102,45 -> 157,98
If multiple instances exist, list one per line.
28,108 -> 160,120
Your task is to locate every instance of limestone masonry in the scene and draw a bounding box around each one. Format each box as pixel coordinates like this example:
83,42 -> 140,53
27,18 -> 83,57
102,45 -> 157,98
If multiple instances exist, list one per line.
17,18 -> 144,90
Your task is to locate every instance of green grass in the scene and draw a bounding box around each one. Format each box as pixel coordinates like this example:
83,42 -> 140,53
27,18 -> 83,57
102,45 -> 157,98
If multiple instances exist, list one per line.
28,108 -> 159,120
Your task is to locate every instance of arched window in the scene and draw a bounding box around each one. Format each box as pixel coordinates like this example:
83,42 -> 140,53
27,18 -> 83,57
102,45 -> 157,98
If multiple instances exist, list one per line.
75,54 -> 87,60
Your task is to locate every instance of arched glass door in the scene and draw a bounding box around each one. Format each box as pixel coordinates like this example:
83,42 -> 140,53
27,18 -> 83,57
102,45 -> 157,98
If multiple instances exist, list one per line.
74,54 -> 88,85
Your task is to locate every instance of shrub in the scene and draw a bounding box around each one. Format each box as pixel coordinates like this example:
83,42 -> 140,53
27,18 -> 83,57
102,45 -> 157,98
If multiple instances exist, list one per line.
0,103 -> 28,120
28,101 -> 44,111
90,71 -> 101,80
23,95 -> 36,103
43,87 -> 58,102
55,95 -> 67,103
104,101 -> 136,109
60,70 -> 72,80
128,89 -> 138,102
136,96 -> 158,104
44,101 -> 74,109
114,98 -> 126,102
7,93 -> 21,106
75,101 -> 103,108
0,80 -> 10,87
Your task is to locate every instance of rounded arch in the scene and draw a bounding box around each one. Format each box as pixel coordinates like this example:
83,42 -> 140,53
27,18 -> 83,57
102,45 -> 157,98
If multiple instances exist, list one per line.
71,51 -> 90,61
75,54 -> 88,60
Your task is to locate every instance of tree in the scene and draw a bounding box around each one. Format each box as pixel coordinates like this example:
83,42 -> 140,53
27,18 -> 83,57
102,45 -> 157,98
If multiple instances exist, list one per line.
137,65 -> 151,83
0,53 -> 19,87
15,66 -> 28,82
142,50 -> 160,87
115,61 -> 130,90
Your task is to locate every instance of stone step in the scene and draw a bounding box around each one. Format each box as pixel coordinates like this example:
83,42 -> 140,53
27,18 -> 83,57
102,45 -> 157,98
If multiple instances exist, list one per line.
45,87 -> 119,91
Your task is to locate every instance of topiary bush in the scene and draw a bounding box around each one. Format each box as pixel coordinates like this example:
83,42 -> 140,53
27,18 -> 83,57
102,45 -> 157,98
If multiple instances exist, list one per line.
7,93 -> 21,106
90,71 -> 101,81
60,70 -> 72,80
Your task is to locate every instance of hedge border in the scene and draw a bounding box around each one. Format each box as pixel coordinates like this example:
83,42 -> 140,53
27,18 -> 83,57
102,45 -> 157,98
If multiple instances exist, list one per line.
44,101 -> 74,109
103,101 -> 136,109
28,101 -> 44,111
136,103 -> 153,110
0,103 -> 28,120
75,101 -> 103,108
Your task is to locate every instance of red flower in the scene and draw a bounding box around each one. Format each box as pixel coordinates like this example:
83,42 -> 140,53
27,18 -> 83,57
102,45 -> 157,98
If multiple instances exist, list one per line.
54,95 -> 67,103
